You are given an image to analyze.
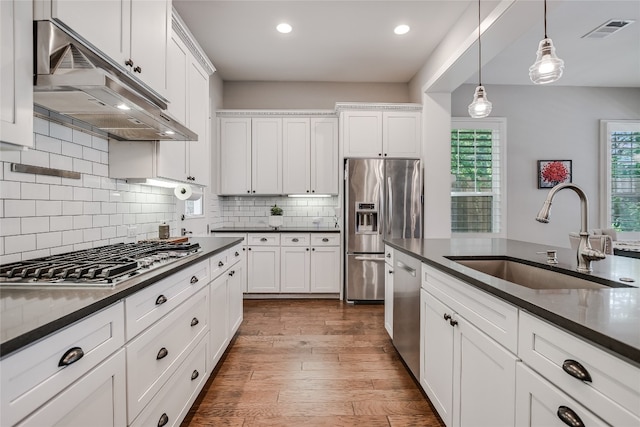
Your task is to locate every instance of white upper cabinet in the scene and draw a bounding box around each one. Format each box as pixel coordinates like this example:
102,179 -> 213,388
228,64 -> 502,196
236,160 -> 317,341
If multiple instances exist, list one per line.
1,0 -> 33,147
252,118 -> 283,195
157,27 -> 211,186
35,0 -> 171,98
339,104 -> 422,159
283,117 -> 338,195
220,117 -> 252,195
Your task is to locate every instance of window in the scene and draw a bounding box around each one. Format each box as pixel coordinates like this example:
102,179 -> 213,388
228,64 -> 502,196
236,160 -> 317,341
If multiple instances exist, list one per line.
451,118 -> 506,236
600,120 -> 640,236
184,188 -> 204,218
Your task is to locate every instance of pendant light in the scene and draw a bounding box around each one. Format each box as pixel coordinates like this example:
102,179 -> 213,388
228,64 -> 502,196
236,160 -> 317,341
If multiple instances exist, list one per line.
468,0 -> 492,118
529,0 -> 564,84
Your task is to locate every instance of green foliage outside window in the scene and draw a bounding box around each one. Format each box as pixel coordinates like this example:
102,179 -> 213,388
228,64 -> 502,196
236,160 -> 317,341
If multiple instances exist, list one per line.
610,131 -> 640,232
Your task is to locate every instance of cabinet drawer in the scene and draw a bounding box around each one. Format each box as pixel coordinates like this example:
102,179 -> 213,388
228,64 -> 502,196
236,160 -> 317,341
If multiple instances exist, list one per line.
422,263 -> 518,353
131,336 -> 208,427
248,233 -> 280,246
515,362 -> 609,427
212,232 -> 247,241
126,287 -> 208,423
281,233 -> 311,246
385,246 -> 394,267
125,259 -> 209,340
310,233 -> 339,246
519,311 -> 640,425
209,250 -> 228,279
1,302 -> 125,427
16,349 -> 126,427
227,243 -> 244,267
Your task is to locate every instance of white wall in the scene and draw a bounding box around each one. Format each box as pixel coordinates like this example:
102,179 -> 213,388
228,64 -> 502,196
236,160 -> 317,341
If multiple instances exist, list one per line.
0,116 -> 178,264
452,84 -> 640,247
223,81 -> 410,109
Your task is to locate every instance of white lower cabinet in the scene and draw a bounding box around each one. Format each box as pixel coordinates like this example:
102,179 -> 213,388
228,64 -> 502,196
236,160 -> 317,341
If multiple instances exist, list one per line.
247,245 -> 281,293
515,362 -> 608,427
281,246 -> 311,293
309,245 -> 340,293
16,350 -> 126,427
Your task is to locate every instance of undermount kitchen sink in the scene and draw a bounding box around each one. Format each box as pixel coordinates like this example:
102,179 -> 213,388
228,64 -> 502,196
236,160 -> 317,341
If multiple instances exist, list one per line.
447,257 -> 629,290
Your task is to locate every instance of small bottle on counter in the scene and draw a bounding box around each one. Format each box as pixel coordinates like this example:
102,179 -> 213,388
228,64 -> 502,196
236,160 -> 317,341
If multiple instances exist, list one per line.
158,222 -> 170,239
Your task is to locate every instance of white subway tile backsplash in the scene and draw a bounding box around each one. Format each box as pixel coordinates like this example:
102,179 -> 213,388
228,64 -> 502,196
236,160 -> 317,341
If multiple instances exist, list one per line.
21,183 -> 50,200
34,134 -> 62,154
100,152 -> 109,164
101,202 -> 117,214
22,249 -> 51,260
62,230 -> 83,245
93,215 -> 109,227
72,129 -> 92,146
83,201 -> 101,215
36,200 -> 62,216
0,218 -> 20,236
35,175 -> 62,185
21,217 -> 49,234
3,162 -> 36,183
61,141 -> 83,158
83,174 -> 102,189
51,245 -> 74,255
92,135 -> 108,151
83,228 -> 101,242
93,163 -> 108,177
5,234 -> 36,254
50,122 -> 73,141
49,153 -> 73,172
36,232 -> 62,249
92,188 -> 109,202
110,214 -> 123,226
101,226 -> 116,239
83,146 -> 101,163
0,181 -> 20,199
5,200 -> 36,217
73,158 -> 92,174
33,116 -> 49,135
21,150 -> 49,168
73,215 -> 93,229
62,201 -> 83,215
50,185 -> 73,200
73,187 -> 93,201
50,216 -> 73,231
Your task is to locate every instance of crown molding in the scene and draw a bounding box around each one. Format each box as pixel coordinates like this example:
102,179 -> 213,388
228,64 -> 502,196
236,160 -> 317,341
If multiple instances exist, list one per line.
216,110 -> 338,118
334,102 -> 423,112
172,10 -> 216,76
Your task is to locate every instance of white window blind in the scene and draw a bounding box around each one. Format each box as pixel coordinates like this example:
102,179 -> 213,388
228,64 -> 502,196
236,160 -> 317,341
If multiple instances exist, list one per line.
601,121 -> 640,233
451,119 -> 505,235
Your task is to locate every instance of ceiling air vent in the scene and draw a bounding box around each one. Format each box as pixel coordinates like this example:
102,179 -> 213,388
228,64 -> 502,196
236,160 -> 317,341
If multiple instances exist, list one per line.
582,19 -> 635,39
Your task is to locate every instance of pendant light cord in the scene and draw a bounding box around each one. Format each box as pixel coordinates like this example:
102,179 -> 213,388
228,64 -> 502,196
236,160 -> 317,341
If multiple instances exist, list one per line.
477,0 -> 482,86
544,0 -> 548,38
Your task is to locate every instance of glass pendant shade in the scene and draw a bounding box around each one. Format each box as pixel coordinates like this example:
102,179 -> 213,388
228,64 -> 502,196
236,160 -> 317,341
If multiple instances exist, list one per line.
468,85 -> 492,118
529,38 -> 564,84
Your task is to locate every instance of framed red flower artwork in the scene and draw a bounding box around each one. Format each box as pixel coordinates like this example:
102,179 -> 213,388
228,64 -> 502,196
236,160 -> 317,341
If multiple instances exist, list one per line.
537,160 -> 572,189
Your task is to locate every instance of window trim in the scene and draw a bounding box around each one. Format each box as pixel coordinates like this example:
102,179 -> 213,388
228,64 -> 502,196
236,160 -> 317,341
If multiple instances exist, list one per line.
599,120 -> 640,239
451,117 -> 507,238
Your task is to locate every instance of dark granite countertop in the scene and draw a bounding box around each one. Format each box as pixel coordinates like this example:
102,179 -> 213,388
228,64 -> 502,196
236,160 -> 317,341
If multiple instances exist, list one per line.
384,238 -> 640,366
211,227 -> 340,233
0,237 -> 243,359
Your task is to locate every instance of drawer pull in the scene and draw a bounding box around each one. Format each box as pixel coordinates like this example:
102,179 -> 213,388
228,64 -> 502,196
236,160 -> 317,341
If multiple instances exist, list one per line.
58,346 -> 84,367
557,406 -> 585,427
386,252 -> 391,258
190,317 -> 199,327
443,313 -> 451,321
562,359 -> 592,382
449,319 -> 458,327
229,270 -> 235,277
156,347 -> 168,360
191,369 -> 199,381
157,413 -> 169,427
260,237 -> 268,242
235,251 -> 240,257
292,238 -> 299,242
322,238 -> 329,242
190,275 -> 199,284
218,261 -> 224,267
155,294 -> 167,305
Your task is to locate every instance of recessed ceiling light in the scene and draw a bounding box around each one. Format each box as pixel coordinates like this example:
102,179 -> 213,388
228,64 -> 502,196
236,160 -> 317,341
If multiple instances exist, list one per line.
116,103 -> 131,110
276,23 -> 292,34
394,24 -> 410,35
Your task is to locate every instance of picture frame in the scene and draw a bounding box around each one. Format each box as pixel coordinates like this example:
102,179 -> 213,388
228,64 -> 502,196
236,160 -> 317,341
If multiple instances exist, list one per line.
537,160 -> 572,189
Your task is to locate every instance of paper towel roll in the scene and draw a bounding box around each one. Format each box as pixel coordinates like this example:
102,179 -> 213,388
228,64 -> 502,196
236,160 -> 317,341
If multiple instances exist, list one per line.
174,184 -> 202,201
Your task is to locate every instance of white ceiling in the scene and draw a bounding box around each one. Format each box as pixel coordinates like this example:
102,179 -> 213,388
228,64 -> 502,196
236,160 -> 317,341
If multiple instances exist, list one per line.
173,0 -> 640,88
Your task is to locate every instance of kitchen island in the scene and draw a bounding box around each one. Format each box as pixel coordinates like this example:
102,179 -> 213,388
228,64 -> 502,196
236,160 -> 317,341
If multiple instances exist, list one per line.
385,237 -> 639,427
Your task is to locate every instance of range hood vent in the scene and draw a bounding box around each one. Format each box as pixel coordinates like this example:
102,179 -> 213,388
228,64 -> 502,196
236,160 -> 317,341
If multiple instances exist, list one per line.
34,21 -> 197,142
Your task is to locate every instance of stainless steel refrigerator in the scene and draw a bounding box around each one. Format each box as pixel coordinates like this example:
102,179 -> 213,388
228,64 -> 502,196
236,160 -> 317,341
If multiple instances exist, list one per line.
345,158 -> 422,302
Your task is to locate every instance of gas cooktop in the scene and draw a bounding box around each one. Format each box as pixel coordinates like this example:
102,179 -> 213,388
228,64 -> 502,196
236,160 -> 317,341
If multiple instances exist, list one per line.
0,241 -> 201,288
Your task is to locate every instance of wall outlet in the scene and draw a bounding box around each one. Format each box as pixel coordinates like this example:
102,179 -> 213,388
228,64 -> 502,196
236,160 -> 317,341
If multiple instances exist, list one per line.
127,226 -> 137,238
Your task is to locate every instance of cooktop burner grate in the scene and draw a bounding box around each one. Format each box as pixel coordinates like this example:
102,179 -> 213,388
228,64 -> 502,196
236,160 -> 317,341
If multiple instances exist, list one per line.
0,241 -> 201,287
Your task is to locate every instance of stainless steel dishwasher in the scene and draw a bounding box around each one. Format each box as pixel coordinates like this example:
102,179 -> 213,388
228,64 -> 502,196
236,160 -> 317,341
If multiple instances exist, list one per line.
392,250 -> 421,379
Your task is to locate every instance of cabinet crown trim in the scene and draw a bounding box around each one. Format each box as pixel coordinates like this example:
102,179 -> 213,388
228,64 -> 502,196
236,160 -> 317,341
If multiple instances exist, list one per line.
216,110 -> 337,118
172,11 -> 215,75
335,102 -> 422,112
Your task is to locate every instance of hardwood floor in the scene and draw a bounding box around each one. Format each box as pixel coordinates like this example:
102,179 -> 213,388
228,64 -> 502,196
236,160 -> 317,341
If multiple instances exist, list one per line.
182,299 -> 445,427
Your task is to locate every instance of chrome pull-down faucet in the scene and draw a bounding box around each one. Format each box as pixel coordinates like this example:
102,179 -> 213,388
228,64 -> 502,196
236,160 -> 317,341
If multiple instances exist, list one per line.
535,183 -> 605,273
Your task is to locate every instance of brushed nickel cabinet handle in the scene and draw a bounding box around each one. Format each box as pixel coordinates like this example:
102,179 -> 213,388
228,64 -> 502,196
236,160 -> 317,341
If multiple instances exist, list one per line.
557,406 -> 585,427
190,275 -> 198,284
155,294 -> 167,305
292,238 -> 299,242
157,413 -> 169,427
562,359 -> 592,382
58,347 -> 84,367
260,237 -> 268,242
322,238 -> 329,242
190,317 -> 199,327
191,370 -> 199,381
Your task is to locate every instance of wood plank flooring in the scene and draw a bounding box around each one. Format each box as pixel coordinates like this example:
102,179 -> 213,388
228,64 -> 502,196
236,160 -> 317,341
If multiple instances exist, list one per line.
182,299 -> 444,427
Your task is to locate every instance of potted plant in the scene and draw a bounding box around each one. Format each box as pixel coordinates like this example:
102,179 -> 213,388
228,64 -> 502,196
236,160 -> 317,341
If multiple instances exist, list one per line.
268,204 -> 283,229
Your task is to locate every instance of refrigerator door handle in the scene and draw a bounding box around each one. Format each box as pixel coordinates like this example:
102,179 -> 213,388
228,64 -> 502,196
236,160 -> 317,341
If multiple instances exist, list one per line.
387,177 -> 392,236
354,256 -> 386,262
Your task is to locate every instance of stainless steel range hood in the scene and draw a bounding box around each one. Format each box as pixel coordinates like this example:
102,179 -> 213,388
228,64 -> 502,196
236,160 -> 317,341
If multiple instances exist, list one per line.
33,21 -> 197,142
